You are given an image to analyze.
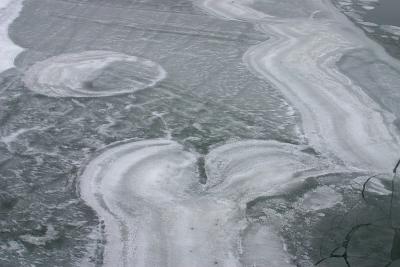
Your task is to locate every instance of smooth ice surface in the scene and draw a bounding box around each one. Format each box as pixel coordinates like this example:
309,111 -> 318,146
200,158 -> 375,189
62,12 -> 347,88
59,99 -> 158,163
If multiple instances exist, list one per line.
23,51 -> 166,97
0,0 -> 24,73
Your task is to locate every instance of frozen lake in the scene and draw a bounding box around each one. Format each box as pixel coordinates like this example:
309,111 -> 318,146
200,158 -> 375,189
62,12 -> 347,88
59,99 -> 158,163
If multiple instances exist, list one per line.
1,0 -> 400,266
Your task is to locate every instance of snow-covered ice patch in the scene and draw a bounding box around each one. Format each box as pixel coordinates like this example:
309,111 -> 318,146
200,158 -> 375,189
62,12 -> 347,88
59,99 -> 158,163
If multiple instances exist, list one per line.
0,0 -> 24,73
361,5 -> 375,10
300,186 -> 342,211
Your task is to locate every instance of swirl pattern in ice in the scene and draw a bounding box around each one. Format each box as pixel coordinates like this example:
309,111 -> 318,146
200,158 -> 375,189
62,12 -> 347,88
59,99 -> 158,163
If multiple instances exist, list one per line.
79,139 -> 335,267
23,50 -> 166,97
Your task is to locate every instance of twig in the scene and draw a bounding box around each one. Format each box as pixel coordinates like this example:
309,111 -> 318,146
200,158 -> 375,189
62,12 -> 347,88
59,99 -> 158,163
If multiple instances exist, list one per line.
393,159 -> 400,174
361,174 -> 380,201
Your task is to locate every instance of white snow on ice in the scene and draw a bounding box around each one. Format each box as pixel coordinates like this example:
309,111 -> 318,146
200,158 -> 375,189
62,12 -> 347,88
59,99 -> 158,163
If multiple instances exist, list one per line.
0,0 -> 24,73
300,186 -> 343,211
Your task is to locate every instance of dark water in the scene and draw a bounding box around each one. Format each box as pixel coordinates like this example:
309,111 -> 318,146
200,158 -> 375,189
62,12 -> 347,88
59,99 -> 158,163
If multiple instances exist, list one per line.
365,0 -> 400,27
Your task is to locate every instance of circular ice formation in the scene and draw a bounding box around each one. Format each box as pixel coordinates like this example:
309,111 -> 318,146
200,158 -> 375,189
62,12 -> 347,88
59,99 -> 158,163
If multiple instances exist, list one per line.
23,51 -> 166,97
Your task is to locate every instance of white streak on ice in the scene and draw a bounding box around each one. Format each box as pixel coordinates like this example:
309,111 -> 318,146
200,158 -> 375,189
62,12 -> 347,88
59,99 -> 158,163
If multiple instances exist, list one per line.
199,0 -> 272,21
0,0 -> 24,73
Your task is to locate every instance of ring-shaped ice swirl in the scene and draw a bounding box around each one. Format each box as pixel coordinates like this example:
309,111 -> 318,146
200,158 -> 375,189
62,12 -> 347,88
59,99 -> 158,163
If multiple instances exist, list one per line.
23,50 -> 166,97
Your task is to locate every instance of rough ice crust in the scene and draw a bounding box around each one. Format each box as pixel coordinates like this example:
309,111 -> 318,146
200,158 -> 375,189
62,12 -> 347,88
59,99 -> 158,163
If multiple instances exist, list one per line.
79,139 -> 334,267
199,0 -> 400,172
23,50 -> 166,98
0,0 -> 24,73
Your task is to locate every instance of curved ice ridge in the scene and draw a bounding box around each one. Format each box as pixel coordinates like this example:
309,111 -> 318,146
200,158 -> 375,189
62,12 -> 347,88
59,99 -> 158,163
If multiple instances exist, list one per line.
199,0 -> 400,172
0,0 -> 24,73
79,139 -> 335,267
23,50 -> 166,97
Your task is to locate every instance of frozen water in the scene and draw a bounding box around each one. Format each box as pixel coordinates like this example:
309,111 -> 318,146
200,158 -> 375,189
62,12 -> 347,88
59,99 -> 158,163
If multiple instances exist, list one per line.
1,0 -> 400,266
